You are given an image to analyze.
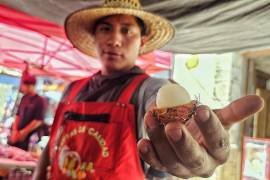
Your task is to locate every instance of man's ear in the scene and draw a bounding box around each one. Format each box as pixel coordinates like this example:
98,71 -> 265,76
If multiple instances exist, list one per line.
140,36 -> 148,47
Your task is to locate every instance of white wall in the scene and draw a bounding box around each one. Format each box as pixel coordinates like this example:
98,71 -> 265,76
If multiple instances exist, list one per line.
173,53 -> 233,109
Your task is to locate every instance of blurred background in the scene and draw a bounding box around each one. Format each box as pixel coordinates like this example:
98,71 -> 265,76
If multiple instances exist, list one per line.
0,0 -> 270,179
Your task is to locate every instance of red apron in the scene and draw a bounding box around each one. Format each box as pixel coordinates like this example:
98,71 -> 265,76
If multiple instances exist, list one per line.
49,74 -> 148,180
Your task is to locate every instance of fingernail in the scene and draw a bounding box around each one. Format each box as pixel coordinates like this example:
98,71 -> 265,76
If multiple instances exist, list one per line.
140,145 -> 148,154
196,107 -> 210,122
168,128 -> 182,142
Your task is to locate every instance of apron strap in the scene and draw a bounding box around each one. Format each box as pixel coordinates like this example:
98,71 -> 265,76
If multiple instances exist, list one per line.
65,77 -> 91,103
117,74 -> 149,104
49,77 -> 91,161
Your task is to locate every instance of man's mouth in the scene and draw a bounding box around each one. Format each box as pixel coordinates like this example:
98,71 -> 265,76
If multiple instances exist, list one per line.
103,51 -> 122,57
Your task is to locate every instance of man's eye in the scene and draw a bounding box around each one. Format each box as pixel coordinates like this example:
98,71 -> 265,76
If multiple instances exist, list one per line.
122,27 -> 131,35
98,26 -> 111,32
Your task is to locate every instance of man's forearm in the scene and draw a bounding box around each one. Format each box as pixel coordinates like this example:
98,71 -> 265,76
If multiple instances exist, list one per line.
12,116 -> 20,131
32,143 -> 50,180
20,120 -> 42,137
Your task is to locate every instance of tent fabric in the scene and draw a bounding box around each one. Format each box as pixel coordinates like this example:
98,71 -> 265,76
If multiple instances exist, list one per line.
0,5 -> 172,80
0,5 -> 65,39
0,0 -> 269,54
159,0 -> 270,53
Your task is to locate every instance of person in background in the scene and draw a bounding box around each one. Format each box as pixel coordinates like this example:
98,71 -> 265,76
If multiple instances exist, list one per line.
33,0 -> 264,179
8,74 -> 47,151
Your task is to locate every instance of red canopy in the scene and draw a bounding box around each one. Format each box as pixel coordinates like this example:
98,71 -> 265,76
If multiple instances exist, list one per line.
0,5 -> 172,80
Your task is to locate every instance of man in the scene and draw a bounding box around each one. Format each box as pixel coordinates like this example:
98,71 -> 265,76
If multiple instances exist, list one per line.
8,74 -> 47,151
33,0 -> 264,179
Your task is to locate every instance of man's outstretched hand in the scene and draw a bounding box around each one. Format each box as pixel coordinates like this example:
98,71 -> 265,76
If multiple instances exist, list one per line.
138,95 -> 264,178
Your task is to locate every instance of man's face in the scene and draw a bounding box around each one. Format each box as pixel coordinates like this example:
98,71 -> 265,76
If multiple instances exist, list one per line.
94,15 -> 146,75
20,83 -> 28,94
20,83 -> 33,94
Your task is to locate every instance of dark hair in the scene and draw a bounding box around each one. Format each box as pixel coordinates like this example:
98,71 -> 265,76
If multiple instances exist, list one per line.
135,17 -> 146,36
92,15 -> 146,36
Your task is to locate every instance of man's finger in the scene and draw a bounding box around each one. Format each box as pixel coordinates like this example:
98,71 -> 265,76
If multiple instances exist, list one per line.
144,111 -> 179,168
137,139 -> 166,171
215,95 -> 264,127
194,106 -> 230,163
165,123 -> 217,176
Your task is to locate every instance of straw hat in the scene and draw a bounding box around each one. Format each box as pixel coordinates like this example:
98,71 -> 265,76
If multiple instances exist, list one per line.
65,0 -> 175,57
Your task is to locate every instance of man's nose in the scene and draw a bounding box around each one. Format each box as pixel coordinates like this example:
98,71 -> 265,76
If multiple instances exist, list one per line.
107,31 -> 122,47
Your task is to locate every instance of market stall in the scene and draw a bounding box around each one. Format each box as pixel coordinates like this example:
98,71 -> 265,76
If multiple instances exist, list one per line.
0,144 -> 38,179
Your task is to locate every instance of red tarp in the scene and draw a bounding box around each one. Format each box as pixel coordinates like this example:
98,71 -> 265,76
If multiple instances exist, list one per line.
0,5 -> 172,80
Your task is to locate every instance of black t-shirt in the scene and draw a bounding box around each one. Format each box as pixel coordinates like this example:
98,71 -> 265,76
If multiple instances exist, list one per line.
16,94 -> 46,130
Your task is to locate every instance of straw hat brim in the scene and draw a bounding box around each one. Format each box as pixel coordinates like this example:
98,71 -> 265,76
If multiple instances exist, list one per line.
65,7 -> 175,57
